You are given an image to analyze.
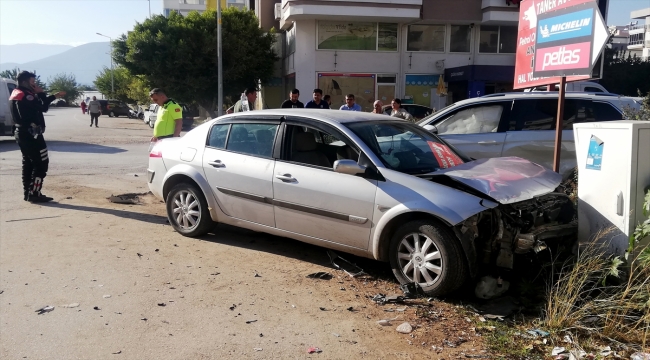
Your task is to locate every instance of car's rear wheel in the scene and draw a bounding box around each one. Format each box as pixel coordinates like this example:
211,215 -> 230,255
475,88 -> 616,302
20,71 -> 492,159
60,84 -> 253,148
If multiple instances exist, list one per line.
166,183 -> 213,237
110,111 -> 116,117
149,119 -> 155,128
389,220 -> 467,296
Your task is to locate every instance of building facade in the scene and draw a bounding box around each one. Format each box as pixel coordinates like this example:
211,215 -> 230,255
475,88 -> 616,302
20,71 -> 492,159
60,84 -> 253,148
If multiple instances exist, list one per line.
162,0 -> 251,17
627,7 -> 650,61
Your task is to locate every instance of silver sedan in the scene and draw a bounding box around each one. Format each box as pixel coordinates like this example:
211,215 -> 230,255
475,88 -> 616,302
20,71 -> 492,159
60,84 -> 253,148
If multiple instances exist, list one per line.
147,110 -> 575,296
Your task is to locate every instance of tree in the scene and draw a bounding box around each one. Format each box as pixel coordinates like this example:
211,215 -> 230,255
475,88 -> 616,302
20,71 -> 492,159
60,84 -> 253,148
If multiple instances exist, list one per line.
114,8 -> 278,117
94,66 -> 134,103
125,75 -> 152,106
48,73 -> 81,105
600,48 -> 650,96
622,91 -> 650,121
1,67 -> 48,91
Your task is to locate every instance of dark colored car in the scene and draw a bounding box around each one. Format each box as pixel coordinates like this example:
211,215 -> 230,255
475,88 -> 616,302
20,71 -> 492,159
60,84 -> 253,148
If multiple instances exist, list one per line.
99,100 -> 131,117
382,104 -> 434,120
179,104 -> 195,129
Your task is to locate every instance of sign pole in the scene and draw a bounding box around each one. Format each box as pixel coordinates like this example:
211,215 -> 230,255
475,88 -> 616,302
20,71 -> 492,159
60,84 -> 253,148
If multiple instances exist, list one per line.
217,0 -> 223,117
552,76 -> 566,173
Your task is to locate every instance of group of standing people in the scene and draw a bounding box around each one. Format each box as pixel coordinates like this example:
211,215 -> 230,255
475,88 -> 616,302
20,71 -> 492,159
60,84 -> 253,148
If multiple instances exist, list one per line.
80,96 -> 102,127
234,87 -> 414,121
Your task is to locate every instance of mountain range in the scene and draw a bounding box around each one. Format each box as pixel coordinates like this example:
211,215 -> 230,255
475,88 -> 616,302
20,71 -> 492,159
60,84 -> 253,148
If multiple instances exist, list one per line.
0,42 -> 112,85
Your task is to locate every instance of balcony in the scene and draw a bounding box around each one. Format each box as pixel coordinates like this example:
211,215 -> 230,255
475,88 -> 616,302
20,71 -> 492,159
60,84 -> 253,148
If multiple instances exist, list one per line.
280,0 -> 422,29
481,0 -> 519,24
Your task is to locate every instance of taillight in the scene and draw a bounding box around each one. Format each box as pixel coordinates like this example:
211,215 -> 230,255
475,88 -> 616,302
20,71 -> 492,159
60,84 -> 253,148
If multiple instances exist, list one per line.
149,141 -> 163,158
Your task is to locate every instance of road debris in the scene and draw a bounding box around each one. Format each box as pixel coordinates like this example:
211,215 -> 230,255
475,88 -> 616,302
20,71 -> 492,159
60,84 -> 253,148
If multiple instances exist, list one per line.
93,306 -> 101,310
377,316 -> 399,326
158,303 -> 166,307
552,347 -> 567,356
108,193 -> 141,204
396,322 -> 413,334
35,305 -> 54,315
141,318 -> 147,321
62,303 -> 80,308
307,347 -> 322,354
229,304 -> 237,311
319,307 -> 328,311
254,273 -> 261,278
371,294 -> 405,305
306,272 -> 333,280
631,353 -> 650,360
332,333 -> 340,337
246,320 -> 257,324
400,283 -> 420,298
137,253 -> 143,258
112,350 -> 122,354
103,295 -> 111,299
326,250 -> 365,277
253,348 -> 262,352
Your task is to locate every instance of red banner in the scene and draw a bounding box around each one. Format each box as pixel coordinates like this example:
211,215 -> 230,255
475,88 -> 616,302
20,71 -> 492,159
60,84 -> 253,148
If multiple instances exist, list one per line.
427,141 -> 464,169
513,0 -> 595,89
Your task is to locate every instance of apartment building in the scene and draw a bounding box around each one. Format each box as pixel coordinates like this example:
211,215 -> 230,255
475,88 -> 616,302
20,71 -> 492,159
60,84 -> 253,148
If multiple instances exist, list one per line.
627,7 -> 650,61
162,0 -> 250,17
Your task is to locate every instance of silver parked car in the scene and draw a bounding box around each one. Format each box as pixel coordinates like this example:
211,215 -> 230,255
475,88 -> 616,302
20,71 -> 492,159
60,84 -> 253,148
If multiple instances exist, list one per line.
418,92 -> 640,177
147,110 -> 575,296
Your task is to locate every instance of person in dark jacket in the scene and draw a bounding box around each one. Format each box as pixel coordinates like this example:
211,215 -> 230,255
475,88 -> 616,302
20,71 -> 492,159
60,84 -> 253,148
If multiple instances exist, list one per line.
10,71 -> 65,202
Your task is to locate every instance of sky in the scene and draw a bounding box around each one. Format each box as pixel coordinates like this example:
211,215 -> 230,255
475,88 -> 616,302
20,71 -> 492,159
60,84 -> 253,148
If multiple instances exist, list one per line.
0,0 -> 163,46
0,0 -> 648,46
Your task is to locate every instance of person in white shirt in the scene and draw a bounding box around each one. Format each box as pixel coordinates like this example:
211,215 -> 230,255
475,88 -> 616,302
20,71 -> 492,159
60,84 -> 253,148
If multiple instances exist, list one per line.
389,98 -> 415,122
339,94 -> 362,111
87,96 -> 102,127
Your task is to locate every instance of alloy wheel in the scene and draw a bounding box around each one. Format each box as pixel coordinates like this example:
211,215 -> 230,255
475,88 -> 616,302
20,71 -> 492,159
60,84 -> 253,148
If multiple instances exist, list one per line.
397,232 -> 443,286
171,190 -> 201,231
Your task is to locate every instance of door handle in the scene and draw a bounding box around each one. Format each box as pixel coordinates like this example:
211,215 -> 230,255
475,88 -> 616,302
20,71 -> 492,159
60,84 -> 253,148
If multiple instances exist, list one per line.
477,140 -> 498,145
275,174 -> 296,182
208,160 -> 225,168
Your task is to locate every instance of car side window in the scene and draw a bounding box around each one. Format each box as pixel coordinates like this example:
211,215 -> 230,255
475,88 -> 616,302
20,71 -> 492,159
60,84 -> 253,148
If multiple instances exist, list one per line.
435,104 -> 504,134
517,99 -> 578,130
285,125 -> 358,168
593,102 -> 623,121
226,123 -> 278,157
583,86 -> 602,93
7,83 -> 17,93
207,124 -> 229,149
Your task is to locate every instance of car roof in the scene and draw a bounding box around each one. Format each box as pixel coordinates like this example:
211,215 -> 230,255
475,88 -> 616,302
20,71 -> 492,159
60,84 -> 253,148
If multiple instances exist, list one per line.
443,92 -> 633,107
219,109 -> 395,125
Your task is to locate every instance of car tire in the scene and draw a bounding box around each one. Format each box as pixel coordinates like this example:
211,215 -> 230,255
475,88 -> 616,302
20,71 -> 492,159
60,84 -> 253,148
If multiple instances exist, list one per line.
149,120 -> 155,128
110,111 -> 116,117
389,220 -> 467,297
165,183 -> 213,237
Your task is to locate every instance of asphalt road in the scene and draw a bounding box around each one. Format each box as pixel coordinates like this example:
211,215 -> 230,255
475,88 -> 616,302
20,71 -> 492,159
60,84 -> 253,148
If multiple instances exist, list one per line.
0,108 -> 483,359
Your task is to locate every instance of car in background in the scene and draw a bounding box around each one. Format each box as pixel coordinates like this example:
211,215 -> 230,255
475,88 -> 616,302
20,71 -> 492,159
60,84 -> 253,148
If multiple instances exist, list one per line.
0,77 -> 18,136
524,81 -> 609,93
144,104 -> 158,128
146,109 -> 575,297
99,100 -> 131,117
417,92 -> 640,177
179,103 -> 194,130
382,104 -> 434,120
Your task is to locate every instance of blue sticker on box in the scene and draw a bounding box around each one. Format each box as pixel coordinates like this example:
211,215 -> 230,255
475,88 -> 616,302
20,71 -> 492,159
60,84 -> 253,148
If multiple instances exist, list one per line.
586,135 -> 603,170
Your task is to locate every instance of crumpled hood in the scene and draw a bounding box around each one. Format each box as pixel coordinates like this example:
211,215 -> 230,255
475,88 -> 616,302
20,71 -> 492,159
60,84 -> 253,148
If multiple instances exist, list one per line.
427,157 -> 562,204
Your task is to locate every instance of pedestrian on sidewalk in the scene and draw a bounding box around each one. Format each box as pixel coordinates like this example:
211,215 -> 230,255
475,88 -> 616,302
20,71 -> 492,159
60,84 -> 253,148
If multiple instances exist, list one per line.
80,99 -> 87,114
233,88 -> 257,112
372,100 -> 384,114
149,88 -> 182,141
323,95 -> 332,109
389,98 -> 415,122
9,71 -> 65,202
339,94 -> 362,111
87,96 -> 101,127
281,89 -> 304,108
305,89 -> 330,109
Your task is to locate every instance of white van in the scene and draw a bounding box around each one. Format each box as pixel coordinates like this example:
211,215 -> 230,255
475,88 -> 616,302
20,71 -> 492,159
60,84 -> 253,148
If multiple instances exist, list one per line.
0,78 -> 18,136
524,81 -> 609,93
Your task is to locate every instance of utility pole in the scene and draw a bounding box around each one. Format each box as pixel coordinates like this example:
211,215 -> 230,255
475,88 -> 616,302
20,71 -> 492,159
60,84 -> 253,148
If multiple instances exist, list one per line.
217,0 -> 223,116
97,33 -> 114,98
148,0 -> 151,17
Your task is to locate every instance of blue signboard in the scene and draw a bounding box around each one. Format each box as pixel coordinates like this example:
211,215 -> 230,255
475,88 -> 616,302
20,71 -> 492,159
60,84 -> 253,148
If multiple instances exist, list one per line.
586,135 -> 604,170
537,8 -> 594,44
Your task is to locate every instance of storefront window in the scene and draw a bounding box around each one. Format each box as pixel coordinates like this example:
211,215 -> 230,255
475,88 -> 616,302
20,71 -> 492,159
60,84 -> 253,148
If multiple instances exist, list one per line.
479,25 -> 516,54
407,25 -> 445,52
405,75 -> 438,107
450,25 -> 471,53
317,22 -> 398,51
378,23 -> 398,51
318,73 -> 376,112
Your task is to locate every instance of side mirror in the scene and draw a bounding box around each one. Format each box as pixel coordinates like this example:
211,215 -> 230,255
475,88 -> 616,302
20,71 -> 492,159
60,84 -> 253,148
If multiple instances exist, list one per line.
333,159 -> 366,175
423,124 -> 438,134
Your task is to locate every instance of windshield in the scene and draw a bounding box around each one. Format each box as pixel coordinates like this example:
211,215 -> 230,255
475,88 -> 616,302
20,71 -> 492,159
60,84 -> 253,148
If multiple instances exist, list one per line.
346,121 -> 468,175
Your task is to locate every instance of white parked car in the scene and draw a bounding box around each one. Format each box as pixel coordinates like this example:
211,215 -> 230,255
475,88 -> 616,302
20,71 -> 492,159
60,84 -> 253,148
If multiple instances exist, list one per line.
147,110 -> 575,296
418,92 -> 641,177
0,77 -> 18,136
144,104 -> 158,128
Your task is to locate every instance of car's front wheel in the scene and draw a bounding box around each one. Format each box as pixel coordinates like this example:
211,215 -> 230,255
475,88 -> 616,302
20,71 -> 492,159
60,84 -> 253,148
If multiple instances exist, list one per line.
165,183 -> 213,237
389,220 -> 467,296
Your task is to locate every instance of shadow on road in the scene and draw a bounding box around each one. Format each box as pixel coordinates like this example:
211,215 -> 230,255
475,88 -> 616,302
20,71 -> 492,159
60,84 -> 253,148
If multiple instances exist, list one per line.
196,223 -> 393,278
0,140 -> 127,154
41,202 -> 167,225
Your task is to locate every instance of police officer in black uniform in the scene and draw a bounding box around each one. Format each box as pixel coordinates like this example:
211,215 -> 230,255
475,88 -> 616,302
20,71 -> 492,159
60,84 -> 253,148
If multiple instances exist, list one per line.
10,71 -> 65,203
